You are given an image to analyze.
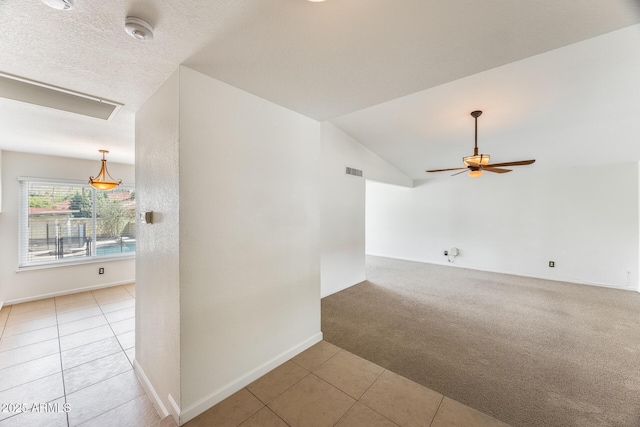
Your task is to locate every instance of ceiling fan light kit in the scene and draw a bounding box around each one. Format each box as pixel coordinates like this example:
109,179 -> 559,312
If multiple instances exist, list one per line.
426,110 -> 535,178
463,154 -> 490,167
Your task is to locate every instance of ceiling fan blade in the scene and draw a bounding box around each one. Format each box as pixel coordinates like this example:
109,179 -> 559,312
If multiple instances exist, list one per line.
451,169 -> 468,176
486,159 -> 535,168
484,167 -> 512,174
426,167 -> 467,172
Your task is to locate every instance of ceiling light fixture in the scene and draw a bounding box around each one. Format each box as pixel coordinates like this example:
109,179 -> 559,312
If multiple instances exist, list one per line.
426,110 -> 535,178
89,150 -> 122,191
42,0 -> 74,10
124,17 -> 154,41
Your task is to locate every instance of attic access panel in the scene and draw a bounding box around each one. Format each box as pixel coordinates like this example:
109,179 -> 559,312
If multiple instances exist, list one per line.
0,72 -> 122,120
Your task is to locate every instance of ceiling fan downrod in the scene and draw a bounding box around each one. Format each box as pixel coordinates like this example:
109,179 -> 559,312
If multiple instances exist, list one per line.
471,110 -> 482,156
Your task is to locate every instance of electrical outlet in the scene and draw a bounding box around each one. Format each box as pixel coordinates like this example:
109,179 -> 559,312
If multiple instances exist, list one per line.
444,250 -> 448,256
549,261 -> 555,268
99,267 -> 104,274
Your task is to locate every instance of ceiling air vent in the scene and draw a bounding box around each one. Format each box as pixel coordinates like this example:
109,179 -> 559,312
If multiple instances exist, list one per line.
346,166 -> 363,177
0,72 -> 123,120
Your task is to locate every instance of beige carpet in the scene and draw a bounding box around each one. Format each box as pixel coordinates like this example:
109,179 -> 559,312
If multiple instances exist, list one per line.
321,256 -> 640,427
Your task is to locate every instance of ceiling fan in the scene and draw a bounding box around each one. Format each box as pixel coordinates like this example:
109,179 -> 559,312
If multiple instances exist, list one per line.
426,110 -> 535,178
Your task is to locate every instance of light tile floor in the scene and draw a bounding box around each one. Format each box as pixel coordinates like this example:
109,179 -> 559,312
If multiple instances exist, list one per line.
0,284 -> 163,427
185,341 -> 511,427
1,286 -> 510,427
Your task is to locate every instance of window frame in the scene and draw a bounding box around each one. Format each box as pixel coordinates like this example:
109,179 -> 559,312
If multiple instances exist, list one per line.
18,177 -> 136,270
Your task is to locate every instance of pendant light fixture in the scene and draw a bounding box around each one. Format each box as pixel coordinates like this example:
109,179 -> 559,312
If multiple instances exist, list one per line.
89,150 -> 122,190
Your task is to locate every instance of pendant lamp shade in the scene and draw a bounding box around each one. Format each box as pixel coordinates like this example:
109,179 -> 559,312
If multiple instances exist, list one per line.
89,150 -> 121,190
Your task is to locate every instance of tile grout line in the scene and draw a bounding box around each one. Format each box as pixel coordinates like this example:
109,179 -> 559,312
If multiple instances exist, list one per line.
123,284 -> 135,299
331,399 -> 358,427
0,339 -> 61,373
243,387 -> 292,427
0,306 -> 12,338
357,367 -> 386,400
63,288 -> 126,426
60,353 -> 134,395
307,370 -> 390,427
338,368 -> 401,427
57,325 -> 117,353
0,371 -> 61,396
0,326 -> 59,354
54,296 -> 71,427
71,385 -> 147,427
246,361 -> 314,425
93,290 -> 134,365
59,340 -> 123,371
256,362 -> 312,407
1,315 -> 58,337
61,287 -> 140,425
5,303 -> 54,317
428,395 -> 445,427
228,391 -> 264,427
0,299 -> 126,354
62,289 -> 118,426
92,286 -> 132,363
313,348 -> 343,372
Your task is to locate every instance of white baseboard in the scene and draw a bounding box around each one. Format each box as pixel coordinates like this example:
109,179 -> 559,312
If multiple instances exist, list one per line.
321,276 -> 366,298
167,394 -> 180,425
0,300 -> 4,311
179,332 -> 323,425
4,280 -> 134,305
133,359 -> 170,420
366,253 -> 634,292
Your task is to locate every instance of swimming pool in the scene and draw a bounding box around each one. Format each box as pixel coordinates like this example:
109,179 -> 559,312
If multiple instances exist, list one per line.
95,241 -> 136,255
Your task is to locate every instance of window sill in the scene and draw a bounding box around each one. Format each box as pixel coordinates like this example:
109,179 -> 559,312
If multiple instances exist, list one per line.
17,254 -> 135,272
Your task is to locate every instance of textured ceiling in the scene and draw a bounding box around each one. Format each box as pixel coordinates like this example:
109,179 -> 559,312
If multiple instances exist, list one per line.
0,0 -> 639,166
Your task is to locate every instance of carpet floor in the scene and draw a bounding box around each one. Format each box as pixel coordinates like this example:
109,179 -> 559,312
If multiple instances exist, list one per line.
321,256 -> 640,427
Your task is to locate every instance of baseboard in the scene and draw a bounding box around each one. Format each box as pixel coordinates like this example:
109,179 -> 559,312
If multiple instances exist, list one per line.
0,300 -> 4,311
4,280 -> 134,305
167,394 -> 180,425
366,253 -> 635,292
133,359 -> 170,420
321,276 -> 366,298
179,332 -> 323,425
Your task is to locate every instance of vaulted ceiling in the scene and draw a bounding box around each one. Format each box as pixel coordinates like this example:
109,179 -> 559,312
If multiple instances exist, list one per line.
1,0 -> 639,174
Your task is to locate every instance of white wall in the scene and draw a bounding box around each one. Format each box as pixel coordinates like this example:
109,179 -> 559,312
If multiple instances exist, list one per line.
0,150 -> 3,214
135,70 -> 181,421
0,151 -> 135,304
178,67 -> 321,421
135,66 -> 323,424
366,163 -> 639,290
320,122 -> 411,297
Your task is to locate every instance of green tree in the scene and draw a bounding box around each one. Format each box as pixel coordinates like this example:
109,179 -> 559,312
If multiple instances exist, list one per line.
29,196 -> 55,209
69,190 -> 92,218
96,194 -> 131,239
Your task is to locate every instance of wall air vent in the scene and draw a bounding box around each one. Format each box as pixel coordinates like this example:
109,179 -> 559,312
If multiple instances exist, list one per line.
346,166 -> 363,177
0,72 -> 123,121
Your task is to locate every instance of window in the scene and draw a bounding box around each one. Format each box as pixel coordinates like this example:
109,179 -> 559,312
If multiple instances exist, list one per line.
19,179 -> 136,268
